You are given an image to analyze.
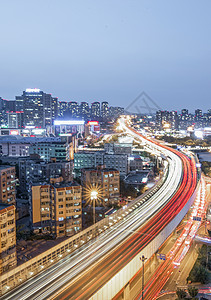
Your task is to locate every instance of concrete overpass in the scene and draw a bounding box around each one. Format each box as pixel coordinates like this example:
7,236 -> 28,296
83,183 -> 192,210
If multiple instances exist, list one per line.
1,118 -> 199,300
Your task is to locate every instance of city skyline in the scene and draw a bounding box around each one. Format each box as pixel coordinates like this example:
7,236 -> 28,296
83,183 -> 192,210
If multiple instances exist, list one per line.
0,1 -> 211,111
1,87 -> 211,115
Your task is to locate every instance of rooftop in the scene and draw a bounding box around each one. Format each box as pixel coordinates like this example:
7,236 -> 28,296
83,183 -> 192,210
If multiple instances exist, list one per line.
0,165 -> 14,170
0,203 -> 14,211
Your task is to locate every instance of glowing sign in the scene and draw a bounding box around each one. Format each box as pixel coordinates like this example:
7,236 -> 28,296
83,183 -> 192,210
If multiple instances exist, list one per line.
59,133 -> 72,136
25,88 -> 40,93
54,120 -> 85,125
31,129 -> 45,135
25,126 -> 35,129
10,130 -> 19,136
88,121 -> 99,126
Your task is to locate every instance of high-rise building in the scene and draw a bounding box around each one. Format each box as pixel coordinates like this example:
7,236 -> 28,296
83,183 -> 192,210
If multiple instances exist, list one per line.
101,102 -> 109,120
58,101 -> 68,118
21,88 -> 54,128
31,181 -> 82,237
0,98 -> 7,127
15,96 -> 24,112
80,102 -> 90,119
52,97 -> 58,123
0,204 -> 16,274
91,102 -> 100,120
109,106 -> 124,119
195,109 -> 203,128
68,102 -> 79,118
4,100 -> 16,112
0,166 -> 16,205
169,111 -> 178,130
7,111 -> 24,128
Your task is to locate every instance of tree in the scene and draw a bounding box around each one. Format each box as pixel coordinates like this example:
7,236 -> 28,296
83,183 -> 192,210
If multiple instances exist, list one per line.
188,286 -> 198,299
176,288 -> 187,299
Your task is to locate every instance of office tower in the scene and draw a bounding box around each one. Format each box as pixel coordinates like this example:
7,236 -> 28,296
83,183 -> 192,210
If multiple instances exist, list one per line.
0,166 -> 16,205
15,96 -> 24,112
0,204 -> 16,274
80,102 -> 90,119
91,102 -> 100,119
21,88 -> 54,128
31,181 -> 82,237
7,111 -> 24,128
101,102 -> 109,120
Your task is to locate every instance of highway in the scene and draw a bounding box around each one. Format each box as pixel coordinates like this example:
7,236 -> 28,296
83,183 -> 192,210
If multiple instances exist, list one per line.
2,118 -> 197,300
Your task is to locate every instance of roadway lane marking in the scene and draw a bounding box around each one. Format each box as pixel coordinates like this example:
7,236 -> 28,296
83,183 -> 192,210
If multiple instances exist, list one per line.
81,277 -> 96,290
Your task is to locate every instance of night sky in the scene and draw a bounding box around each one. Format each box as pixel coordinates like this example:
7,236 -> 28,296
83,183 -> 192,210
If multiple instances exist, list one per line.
0,0 -> 210,112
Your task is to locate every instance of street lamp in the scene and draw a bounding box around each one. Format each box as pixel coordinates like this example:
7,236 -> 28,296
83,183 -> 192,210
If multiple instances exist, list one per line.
91,190 -> 98,224
140,255 -> 147,300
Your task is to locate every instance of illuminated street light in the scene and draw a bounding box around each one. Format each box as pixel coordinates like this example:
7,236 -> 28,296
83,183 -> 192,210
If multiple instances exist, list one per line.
84,183 -> 103,225
91,190 -> 98,224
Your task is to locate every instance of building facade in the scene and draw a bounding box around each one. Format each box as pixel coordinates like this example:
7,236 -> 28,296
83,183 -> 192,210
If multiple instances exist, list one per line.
0,204 -> 16,274
0,166 -> 16,205
19,158 -> 73,195
31,181 -> 82,238
81,167 -> 120,205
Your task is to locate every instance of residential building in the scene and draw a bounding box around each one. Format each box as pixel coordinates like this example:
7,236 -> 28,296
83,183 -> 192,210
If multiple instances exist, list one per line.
19,158 -> 73,195
80,102 -> 90,119
91,102 -> 100,120
101,102 -> 109,120
31,181 -> 82,237
29,141 -> 67,161
0,204 -> 16,274
68,102 -> 79,118
81,167 -> 120,205
58,101 -> 68,117
0,166 -> 16,205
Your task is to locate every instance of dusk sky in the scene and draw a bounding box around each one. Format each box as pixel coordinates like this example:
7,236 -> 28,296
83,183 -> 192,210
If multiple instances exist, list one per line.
0,0 -> 210,112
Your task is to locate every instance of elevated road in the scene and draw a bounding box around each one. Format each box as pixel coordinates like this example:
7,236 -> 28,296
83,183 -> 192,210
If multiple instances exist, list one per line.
2,118 -> 198,300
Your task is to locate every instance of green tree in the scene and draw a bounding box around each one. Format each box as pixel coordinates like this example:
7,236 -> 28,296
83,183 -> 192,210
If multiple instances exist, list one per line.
187,286 -> 198,299
176,288 -> 187,299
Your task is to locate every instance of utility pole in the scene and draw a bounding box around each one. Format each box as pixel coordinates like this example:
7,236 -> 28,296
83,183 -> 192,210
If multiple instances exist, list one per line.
140,255 -> 147,300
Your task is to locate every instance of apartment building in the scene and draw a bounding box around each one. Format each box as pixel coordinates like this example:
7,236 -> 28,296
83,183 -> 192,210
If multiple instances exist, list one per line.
81,167 -> 120,205
19,157 -> 73,195
0,204 -> 16,274
0,166 -> 16,205
74,151 -> 128,176
31,180 -> 82,238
